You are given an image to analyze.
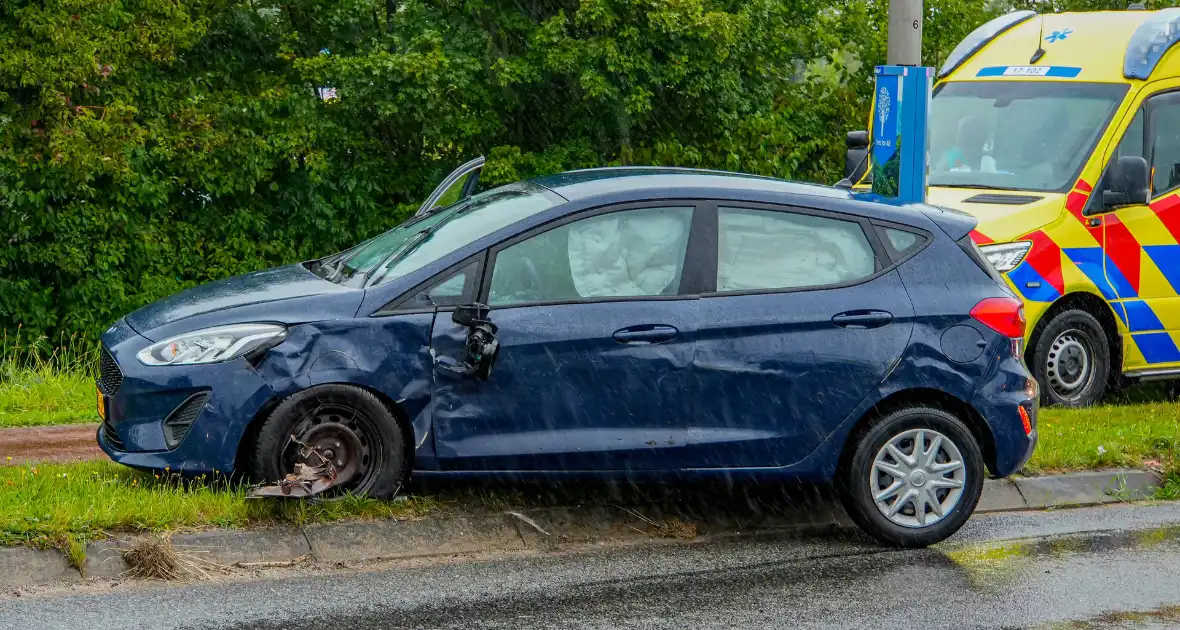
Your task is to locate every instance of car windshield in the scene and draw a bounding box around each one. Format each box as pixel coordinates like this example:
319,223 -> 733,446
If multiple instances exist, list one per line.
310,183 -> 561,287
928,81 -> 1128,193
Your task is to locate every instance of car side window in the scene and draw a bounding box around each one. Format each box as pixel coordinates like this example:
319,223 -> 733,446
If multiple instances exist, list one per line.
885,228 -> 922,254
716,207 -> 877,293
384,261 -> 478,312
877,226 -> 928,261
487,206 -> 693,306
1149,93 -> 1180,196
425,271 -> 468,303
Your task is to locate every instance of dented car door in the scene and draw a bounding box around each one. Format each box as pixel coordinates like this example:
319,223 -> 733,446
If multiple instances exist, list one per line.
430,204 -> 700,472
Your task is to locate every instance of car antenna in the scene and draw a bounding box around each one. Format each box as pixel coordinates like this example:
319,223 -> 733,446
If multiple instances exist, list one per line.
1029,14 -> 1046,65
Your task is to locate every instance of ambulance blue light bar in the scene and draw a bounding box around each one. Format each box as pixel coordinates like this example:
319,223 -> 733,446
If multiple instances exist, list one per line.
938,10 -> 1036,80
1124,8 -> 1180,80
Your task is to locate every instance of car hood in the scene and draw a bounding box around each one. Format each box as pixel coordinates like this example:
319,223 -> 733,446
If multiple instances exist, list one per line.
927,187 -> 1065,243
125,264 -> 361,339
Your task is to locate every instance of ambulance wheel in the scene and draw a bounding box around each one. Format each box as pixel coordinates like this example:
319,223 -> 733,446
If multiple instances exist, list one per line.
1032,309 -> 1109,408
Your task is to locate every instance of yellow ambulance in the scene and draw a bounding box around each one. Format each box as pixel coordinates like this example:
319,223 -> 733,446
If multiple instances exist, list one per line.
848,6 -> 1180,406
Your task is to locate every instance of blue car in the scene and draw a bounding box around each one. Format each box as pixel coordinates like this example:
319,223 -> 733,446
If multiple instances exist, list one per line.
97,165 -> 1038,547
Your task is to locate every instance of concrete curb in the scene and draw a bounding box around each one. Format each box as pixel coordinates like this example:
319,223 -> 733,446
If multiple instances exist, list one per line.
980,469 -> 1160,511
0,469 -> 1162,590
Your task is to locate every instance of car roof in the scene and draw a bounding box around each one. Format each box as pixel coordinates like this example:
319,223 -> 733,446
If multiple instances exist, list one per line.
526,167 -> 945,229
531,167 -> 851,202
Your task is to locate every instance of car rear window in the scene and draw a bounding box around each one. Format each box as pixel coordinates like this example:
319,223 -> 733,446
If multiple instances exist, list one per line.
875,225 -> 929,262
884,228 -> 923,254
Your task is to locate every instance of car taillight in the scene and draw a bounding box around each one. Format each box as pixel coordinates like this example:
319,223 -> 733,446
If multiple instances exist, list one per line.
971,297 -> 1025,338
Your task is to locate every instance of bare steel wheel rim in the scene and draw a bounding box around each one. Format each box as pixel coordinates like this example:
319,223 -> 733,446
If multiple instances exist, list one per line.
280,402 -> 383,495
870,428 -> 966,529
1046,329 -> 1094,400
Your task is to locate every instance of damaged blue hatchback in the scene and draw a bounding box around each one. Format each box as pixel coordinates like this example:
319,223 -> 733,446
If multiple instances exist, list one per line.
98,164 -> 1038,547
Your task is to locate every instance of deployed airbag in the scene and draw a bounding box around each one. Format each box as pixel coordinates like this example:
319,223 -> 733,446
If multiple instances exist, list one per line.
717,208 -> 875,292
567,209 -> 690,297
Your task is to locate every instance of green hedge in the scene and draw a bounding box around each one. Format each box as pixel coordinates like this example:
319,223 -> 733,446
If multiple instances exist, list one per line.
0,0 -> 1156,344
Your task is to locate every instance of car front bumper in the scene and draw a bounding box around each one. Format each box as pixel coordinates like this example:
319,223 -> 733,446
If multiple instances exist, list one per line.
97,318 -> 275,476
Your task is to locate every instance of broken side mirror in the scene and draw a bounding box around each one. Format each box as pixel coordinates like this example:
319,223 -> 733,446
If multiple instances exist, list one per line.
836,130 -> 870,189
1103,155 -> 1150,209
438,304 -> 500,381
452,303 -> 489,328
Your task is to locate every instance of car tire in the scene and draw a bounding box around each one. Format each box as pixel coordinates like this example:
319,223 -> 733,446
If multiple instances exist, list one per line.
1032,309 -> 1110,407
249,384 -> 407,499
839,406 -> 985,548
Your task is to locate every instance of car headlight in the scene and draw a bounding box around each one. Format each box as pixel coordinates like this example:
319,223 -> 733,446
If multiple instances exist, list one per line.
137,324 -> 287,366
979,241 -> 1032,273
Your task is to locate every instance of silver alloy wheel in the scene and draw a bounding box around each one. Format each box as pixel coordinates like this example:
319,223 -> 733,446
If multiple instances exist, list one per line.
1046,329 -> 1094,400
870,428 -> 966,528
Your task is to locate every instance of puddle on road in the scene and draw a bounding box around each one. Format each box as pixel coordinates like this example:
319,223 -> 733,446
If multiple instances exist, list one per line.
940,526 -> 1180,592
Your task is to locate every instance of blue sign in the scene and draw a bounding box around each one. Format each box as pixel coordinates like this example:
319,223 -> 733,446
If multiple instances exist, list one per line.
871,66 -> 933,204
871,72 -> 901,198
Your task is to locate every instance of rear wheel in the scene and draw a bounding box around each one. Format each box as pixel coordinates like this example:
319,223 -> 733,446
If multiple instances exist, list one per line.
249,384 -> 407,499
839,407 -> 985,548
1032,309 -> 1110,407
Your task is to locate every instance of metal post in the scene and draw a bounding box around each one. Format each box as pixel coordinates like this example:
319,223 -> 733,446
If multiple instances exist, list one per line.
887,0 -> 923,66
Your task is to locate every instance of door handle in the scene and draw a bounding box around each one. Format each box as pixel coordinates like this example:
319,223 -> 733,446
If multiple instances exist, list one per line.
831,310 -> 893,329
612,324 -> 679,344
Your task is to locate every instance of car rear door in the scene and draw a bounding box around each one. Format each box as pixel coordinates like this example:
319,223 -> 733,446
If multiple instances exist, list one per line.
683,202 -> 916,469
429,203 -> 701,472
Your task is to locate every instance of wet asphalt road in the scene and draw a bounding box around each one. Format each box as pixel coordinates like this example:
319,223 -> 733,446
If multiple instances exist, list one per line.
7,503 -> 1180,630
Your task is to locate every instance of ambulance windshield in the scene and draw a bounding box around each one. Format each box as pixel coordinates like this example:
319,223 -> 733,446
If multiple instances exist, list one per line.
928,81 -> 1128,193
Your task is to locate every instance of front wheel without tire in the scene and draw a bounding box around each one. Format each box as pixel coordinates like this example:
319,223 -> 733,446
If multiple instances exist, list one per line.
840,407 -> 985,548
1032,309 -> 1110,408
249,384 -> 407,499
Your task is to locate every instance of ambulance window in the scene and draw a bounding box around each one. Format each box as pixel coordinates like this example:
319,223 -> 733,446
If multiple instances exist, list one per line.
928,82 -> 1126,193
1149,94 -> 1180,196
1113,110 -> 1145,161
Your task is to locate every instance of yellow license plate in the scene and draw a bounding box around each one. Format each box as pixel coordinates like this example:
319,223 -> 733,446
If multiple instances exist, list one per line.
96,387 -> 107,421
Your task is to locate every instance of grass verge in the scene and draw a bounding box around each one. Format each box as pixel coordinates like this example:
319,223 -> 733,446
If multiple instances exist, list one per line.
0,369 -> 95,428
1022,385 -> 1180,501
0,461 -> 440,560
0,335 -> 97,429
1025,385 -> 1180,474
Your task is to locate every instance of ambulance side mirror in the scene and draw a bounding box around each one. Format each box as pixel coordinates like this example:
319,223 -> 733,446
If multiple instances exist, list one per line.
1102,156 -> 1150,209
837,130 -> 870,189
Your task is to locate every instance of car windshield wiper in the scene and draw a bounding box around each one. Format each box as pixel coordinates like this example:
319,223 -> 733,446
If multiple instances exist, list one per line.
362,226 -> 440,286
310,255 -> 343,281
